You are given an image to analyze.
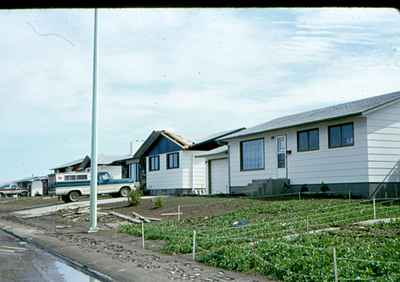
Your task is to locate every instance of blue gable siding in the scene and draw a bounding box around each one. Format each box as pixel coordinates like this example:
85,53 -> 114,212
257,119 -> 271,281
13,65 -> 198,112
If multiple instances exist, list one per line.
146,136 -> 182,156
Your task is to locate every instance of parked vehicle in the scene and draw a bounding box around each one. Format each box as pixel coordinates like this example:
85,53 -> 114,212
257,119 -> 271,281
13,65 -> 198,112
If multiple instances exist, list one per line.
48,171 -> 137,203
0,184 -> 29,198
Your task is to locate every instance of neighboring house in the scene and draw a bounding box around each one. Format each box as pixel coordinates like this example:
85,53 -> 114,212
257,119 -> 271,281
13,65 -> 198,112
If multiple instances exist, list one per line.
14,176 -> 48,196
130,128 -> 244,195
51,154 -> 132,179
219,91 -> 400,197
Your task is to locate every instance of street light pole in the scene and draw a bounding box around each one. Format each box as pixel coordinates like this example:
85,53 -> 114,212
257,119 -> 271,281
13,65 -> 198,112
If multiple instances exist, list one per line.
89,8 -> 99,233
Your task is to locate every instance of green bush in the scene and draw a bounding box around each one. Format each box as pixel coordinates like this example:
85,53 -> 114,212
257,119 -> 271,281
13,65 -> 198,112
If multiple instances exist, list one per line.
153,197 -> 164,209
128,189 -> 143,206
300,184 -> 309,193
320,181 -> 329,192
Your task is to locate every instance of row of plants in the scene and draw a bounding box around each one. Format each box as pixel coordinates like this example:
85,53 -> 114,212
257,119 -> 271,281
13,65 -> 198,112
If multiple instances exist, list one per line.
120,198 -> 400,281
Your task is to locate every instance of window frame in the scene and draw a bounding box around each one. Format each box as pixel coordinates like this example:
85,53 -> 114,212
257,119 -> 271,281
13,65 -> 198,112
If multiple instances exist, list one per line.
149,155 -> 160,171
166,152 -> 180,169
297,128 -> 320,152
240,138 -> 265,171
328,122 -> 354,149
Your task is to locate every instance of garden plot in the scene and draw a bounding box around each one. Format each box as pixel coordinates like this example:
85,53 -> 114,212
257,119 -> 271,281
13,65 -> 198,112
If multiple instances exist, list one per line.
121,197 -> 400,281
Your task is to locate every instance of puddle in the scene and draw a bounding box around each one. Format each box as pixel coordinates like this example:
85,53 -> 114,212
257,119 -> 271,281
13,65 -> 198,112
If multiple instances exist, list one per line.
54,261 -> 100,282
0,229 -> 103,281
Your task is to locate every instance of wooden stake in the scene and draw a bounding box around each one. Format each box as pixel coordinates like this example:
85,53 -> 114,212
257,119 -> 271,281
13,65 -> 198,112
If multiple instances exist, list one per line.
333,247 -> 338,282
373,197 -> 376,220
192,230 -> 196,260
141,222 -> 145,249
306,216 -> 309,232
178,205 -> 181,222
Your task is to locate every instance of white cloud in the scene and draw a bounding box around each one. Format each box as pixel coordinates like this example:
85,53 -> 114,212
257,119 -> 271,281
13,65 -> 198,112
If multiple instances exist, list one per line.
1,8 -> 400,180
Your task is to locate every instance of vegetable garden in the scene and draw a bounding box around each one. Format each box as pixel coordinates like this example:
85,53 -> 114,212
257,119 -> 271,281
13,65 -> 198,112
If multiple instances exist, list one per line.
120,197 -> 400,281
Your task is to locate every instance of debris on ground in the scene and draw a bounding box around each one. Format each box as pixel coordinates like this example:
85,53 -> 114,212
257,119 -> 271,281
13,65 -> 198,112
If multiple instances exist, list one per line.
232,219 -> 248,228
109,211 -> 143,224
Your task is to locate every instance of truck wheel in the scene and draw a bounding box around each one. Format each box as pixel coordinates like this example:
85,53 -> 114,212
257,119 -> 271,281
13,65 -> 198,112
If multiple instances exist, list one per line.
119,187 -> 131,197
0,193 -> 5,198
67,191 -> 80,202
20,191 -> 28,197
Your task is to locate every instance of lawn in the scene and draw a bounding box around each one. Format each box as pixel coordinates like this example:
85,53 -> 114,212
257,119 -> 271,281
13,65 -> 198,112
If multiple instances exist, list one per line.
120,196 -> 400,281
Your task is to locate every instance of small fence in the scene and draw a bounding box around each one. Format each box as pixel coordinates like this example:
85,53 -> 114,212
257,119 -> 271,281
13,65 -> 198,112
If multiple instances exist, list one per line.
134,197 -> 400,282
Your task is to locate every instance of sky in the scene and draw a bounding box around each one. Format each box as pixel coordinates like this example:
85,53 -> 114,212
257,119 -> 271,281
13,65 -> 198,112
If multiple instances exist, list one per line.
1,8 -> 400,183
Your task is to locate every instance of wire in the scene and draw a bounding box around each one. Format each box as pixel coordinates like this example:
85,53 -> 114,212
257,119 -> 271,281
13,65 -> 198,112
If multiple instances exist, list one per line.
26,22 -> 75,47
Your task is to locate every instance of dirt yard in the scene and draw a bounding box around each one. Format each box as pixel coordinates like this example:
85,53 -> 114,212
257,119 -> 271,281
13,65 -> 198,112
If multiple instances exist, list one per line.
0,196 -> 271,282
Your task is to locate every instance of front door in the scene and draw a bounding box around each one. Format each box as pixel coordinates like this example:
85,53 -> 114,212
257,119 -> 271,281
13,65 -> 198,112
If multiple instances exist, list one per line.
276,135 -> 287,178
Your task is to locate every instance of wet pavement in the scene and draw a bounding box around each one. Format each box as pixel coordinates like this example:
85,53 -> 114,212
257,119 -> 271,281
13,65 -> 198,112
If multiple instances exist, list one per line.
0,229 -> 100,282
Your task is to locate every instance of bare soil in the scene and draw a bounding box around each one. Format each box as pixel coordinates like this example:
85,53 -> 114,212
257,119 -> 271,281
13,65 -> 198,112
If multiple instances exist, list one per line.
0,196 -> 272,282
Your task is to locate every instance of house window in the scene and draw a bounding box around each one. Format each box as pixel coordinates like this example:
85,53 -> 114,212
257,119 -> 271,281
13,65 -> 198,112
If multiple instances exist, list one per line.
130,163 -> 140,181
329,123 -> 354,148
167,152 -> 179,169
149,155 -> 160,171
297,129 -> 319,152
240,138 -> 264,171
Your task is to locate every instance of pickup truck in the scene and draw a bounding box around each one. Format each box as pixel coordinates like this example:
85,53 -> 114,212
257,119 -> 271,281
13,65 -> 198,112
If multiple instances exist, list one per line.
49,171 -> 138,203
0,184 -> 29,198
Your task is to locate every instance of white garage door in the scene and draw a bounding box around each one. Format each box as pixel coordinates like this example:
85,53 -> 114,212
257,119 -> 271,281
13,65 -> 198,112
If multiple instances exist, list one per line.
210,159 -> 229,194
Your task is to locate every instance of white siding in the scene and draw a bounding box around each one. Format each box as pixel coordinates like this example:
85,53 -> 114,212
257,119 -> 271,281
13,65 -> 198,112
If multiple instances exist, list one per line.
228,116 -> 369,187
192,153 -> 206,190
366,101 -> 400,183
181,151 -> 193,189
146,152 -> 184,190
98,165 -> 122,179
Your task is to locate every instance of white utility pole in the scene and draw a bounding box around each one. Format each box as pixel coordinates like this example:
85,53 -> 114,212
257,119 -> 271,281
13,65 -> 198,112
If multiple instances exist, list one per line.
89,8 -> 99,233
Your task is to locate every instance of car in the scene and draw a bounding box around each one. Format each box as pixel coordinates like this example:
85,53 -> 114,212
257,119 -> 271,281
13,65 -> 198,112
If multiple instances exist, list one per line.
49,171 -> 138,203
0,184 -> 29,198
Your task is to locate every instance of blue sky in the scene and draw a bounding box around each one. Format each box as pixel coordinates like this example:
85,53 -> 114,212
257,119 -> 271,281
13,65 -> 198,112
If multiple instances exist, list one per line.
1,8 -> 400,183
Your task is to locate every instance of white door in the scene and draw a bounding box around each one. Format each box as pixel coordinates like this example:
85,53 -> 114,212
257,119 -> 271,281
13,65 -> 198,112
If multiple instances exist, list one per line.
276,135 -> 287,178
210,159 -> 229,194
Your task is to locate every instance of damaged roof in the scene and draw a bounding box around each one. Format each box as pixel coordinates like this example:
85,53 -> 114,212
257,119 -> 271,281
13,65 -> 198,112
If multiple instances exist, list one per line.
52,154 -> 132,170
189,128 -> 245,150
132,130 -> 194,159
220,91 -> 400,140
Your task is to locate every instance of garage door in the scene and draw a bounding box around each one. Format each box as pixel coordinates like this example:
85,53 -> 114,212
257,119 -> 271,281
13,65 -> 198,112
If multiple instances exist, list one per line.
210,159 -> 229,194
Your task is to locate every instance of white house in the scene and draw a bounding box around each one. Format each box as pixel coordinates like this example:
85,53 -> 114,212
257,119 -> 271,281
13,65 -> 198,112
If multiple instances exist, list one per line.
131,129 -> 244,195
219,91 -> 400,197
51,154 -> 132,179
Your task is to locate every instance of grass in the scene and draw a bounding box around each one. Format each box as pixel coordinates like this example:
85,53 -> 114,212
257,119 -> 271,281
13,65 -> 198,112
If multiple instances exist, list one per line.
120,197 -> 400,281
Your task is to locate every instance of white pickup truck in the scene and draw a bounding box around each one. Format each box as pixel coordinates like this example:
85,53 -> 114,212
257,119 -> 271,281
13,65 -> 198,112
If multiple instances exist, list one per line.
0,184 -> 29,198
48,171 -> 138,203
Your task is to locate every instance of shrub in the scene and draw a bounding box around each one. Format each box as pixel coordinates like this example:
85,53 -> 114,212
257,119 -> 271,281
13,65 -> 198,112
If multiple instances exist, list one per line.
282,182 -> 291,193
153,197 -> 164,209
300,184 -> 308,193
128,189 -> 143,206
320,181 -> 329,192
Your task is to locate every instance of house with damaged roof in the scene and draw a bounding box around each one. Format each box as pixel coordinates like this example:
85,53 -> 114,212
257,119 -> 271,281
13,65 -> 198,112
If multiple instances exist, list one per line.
51,154 -> 133,180
218,91 -> 400,197
128,128 -> 244,195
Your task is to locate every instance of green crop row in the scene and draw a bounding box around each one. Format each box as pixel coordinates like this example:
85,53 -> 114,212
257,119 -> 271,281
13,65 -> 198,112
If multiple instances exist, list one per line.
120,199 -> 400,281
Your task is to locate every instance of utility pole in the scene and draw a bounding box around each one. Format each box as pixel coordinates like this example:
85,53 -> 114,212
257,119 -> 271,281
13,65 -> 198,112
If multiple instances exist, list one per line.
89,8 -> 99,233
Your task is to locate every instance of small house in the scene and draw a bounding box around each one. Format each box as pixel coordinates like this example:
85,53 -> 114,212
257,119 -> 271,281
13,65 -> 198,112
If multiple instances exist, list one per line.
130,128 -> 244,195
219,91 -> 400,197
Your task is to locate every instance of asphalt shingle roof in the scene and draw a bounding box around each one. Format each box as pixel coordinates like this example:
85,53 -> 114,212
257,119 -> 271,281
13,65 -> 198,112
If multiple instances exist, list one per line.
220,91 -> 400,140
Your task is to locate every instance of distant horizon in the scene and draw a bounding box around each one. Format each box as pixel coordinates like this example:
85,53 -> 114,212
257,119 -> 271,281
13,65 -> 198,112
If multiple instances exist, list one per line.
1,8 -> 400,182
